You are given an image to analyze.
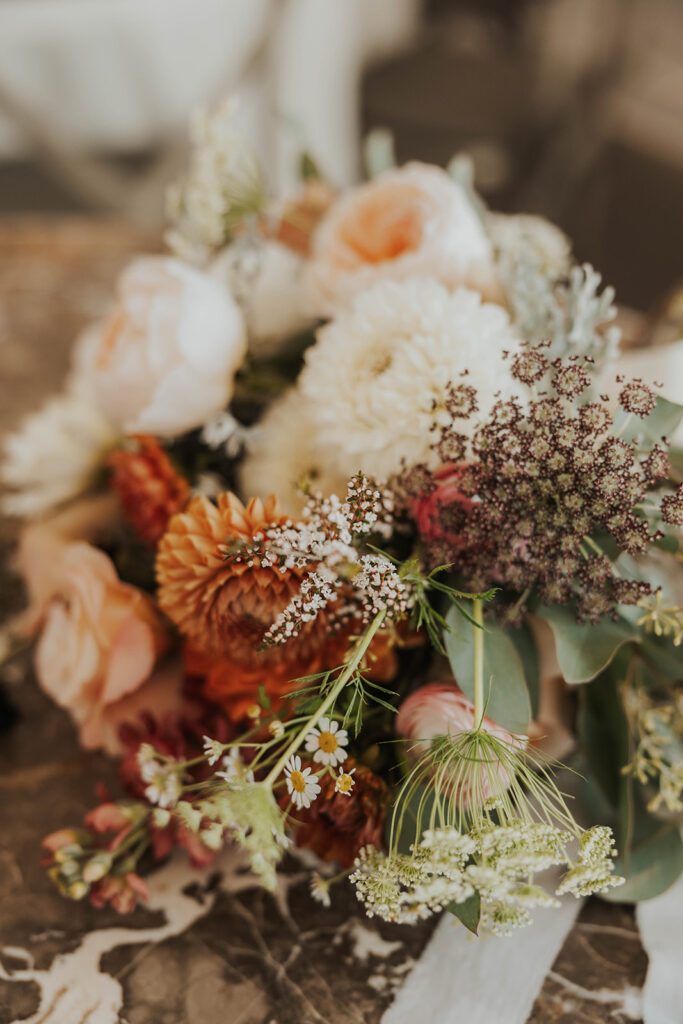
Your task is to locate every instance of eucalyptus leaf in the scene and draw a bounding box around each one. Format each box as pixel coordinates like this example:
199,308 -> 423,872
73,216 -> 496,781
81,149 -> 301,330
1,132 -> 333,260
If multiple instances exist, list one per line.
386,784 -> 435,855
444,606 -> 531,732
446,891 -> 480,934
605,826 -> 683,903
537,604 -> 639,683
509,622 -> 540,718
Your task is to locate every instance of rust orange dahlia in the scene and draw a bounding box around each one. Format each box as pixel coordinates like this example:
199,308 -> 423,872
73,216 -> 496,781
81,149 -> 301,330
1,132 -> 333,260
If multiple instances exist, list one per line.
285,758 -> 389,868
108,436 -> 189,546
156,493 -> 330,691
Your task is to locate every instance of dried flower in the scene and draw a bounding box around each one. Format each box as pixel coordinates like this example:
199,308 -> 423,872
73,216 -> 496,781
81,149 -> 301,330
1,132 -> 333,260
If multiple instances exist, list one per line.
287,759 -> 388,869
108,435 -> 189,545
156,493 -> 332,688
413,347 -> 673,622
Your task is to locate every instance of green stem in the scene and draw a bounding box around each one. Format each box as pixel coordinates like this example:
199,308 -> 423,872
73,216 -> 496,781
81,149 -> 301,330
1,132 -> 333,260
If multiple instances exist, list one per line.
473,598 -> 484,727
263,609 -> 387,787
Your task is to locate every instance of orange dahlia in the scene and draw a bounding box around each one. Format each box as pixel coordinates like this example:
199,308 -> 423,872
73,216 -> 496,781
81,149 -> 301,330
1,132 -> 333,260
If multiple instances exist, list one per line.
285,758 -> 389,868
108,436 -> 189,546
156,493 -> 331,703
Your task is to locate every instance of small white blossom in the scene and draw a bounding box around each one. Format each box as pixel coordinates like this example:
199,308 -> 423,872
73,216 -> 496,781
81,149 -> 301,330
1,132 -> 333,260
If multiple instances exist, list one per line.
216,748 -> 254,784
200,410 -> 247,457
203,736 -> 224,767
310,872 -> 332,907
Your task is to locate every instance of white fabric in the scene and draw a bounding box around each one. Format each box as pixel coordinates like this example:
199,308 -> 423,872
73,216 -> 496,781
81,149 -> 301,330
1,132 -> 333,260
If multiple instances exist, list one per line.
382,893 -> 582,1024
637,870 -> 683,1024
0,0 -> 419,190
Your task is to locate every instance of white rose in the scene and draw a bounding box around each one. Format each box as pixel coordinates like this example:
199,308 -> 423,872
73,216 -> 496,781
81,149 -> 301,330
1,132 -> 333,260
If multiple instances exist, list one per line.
210,239 -> 312,357
303,161 -> 501,317
78,256 -> 247,438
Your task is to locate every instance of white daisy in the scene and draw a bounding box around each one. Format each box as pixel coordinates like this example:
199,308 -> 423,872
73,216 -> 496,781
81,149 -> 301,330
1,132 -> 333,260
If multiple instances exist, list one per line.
298,279 -> 521,480
304,718 -> 349,768
284,755 -> 321,810
334,768 -> 356,796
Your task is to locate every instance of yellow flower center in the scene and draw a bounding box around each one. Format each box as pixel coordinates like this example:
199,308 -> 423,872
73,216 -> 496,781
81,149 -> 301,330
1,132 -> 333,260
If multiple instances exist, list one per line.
290,770 -> 306,793
337,773 -> 353,793
318,731 -> 338,754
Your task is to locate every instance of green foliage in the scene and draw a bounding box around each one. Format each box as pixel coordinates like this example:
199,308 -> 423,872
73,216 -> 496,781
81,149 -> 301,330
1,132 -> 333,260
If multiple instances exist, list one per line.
446,891 -> 481,934
299,151 -> 322,181
444,606 -> 531,732
536,604 -> 639,683
606,825 -> 683,903
398,556 -> 496,654
577,657 -> 683,902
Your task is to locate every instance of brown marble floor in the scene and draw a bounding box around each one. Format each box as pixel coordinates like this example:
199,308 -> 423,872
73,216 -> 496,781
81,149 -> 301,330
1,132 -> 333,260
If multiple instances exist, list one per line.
0,219 -> 650,1024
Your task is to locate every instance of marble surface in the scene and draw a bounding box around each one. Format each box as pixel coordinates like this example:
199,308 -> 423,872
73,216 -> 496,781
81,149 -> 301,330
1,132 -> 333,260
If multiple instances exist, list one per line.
0,219 -> 655,1024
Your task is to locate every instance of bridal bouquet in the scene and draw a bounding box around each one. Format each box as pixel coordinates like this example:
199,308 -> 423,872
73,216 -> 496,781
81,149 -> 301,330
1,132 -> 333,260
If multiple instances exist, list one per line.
3,100 -> 682,933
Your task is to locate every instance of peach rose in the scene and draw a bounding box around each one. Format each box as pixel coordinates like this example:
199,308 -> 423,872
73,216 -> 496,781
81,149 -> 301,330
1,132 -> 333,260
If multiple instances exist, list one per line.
75,256 -> 247,438
304,162 -> 500,316
18,524 -> 170,753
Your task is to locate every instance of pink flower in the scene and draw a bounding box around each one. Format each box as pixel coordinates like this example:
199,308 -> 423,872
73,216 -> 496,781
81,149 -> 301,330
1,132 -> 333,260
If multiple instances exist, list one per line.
42,829 -> 81,854
18,524 -> 171,754
84,803 -> 130,835
304,162 -> 501,317
396,682 -> 526,801
89,873 -> 150,914
413,464 -> 475,546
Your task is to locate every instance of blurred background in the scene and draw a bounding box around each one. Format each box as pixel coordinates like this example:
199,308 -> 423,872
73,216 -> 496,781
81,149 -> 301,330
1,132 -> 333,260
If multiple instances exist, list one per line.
0,0 -> 681,309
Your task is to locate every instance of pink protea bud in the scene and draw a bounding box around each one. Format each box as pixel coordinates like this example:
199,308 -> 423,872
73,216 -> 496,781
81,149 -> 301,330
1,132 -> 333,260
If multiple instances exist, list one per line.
413,464 -> 474,546
396,682 -> 526,800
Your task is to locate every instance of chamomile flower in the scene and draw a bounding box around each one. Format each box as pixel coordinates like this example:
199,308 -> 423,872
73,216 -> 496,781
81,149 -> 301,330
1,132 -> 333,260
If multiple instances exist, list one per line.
335,768 -> 356,796
304,718 -> 349,767
284,755 -> 321,810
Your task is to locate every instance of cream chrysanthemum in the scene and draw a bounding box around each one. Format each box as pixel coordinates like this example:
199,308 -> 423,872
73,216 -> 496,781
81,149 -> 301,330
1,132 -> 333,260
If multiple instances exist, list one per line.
239,389 -> 348,516
1,390 -> 117,517
298,279 -> 521,480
